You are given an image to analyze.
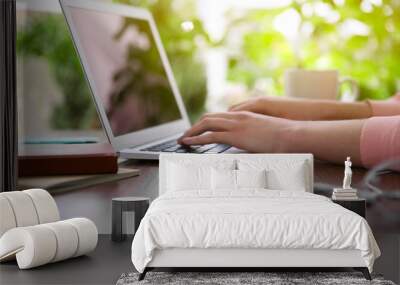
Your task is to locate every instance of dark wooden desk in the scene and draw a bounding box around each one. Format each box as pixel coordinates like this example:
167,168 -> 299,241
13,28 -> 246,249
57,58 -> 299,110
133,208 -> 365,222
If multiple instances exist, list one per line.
0,235 -> 132,285
52,159 -> 400,234
312,160 -> 400,234
1,160 -> 399,285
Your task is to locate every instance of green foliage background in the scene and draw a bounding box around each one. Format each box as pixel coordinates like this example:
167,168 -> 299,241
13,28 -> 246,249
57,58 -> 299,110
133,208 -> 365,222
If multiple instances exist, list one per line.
17,0 -> 400,130
17,13 -> 96,129
17,0 -> 207,129
225,0 -> 400,100
114,0 -> 208,117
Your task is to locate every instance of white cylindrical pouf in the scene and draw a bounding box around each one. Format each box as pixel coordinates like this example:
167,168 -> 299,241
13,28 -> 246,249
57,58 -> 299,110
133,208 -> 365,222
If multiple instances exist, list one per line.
0,226 -> 57,269
0,195 -> 17,237
43,221 -> 79,262
0,219 -> 98,269
65,218 -> 98,257
24,189 -> 60,224
1,192 -> 39,227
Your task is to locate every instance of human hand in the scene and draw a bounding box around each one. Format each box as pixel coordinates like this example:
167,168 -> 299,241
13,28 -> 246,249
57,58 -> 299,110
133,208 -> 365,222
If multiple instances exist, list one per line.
230,96 -> 372,121
229,96 -> 286,117
178,111 -> 296,153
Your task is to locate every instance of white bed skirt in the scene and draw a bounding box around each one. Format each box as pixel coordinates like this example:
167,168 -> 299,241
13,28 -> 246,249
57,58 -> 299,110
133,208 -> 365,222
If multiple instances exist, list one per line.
148,248 -> 366,268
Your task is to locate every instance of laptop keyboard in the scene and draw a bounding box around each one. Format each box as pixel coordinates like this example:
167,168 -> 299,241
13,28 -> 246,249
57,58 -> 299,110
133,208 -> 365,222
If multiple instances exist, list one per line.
141,139 -> 231,154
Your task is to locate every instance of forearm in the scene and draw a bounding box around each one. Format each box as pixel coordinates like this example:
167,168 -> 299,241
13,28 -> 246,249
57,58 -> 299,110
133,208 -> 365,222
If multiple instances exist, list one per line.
270,98 -> 372,121
280,119 -> 365,165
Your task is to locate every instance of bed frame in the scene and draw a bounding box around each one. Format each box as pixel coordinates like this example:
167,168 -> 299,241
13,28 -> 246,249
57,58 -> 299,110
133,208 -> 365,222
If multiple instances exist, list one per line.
140,248 -> 371,280
139,154 -> 371,281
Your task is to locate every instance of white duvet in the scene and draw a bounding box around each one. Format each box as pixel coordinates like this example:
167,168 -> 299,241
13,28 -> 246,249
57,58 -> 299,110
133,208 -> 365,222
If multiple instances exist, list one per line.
131,190 -> 380,273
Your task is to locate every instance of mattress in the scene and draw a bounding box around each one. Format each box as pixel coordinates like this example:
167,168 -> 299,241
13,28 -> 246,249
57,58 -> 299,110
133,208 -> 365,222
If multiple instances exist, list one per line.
131,190 -> 380,273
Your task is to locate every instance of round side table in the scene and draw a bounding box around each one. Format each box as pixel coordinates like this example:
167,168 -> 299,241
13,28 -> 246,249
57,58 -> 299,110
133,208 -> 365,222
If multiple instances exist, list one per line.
111,197 -> 150,242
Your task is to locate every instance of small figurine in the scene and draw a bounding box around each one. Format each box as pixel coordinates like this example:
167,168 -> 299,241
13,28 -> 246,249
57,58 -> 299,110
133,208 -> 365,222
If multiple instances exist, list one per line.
332,157 -> 358,200
342,157 -> 352,189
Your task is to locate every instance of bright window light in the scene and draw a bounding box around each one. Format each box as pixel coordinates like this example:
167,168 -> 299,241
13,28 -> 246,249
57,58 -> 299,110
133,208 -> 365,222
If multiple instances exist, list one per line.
181,21 -> 194,32
339,19 -> 370,38
273,8 -> 301,42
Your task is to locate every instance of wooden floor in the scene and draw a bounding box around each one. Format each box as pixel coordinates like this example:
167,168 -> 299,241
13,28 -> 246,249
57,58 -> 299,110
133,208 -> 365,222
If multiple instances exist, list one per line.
1,160 -> 399,284
1,234 -> 398,285
0,235 -> 133,285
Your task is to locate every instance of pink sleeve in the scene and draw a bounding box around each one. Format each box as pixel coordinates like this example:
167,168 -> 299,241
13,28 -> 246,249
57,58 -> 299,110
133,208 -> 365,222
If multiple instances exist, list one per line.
367,93 -> 400,116
360,116 -> 400,168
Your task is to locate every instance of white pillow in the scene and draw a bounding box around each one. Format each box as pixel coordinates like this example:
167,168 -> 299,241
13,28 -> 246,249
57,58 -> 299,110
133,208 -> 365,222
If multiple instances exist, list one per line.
167,163 -> 211,191
238,159 -> 308,191
211,168 -> 236,190
166,159 -> 236,192
236,169 -> 267,189
211,168 -> 267,191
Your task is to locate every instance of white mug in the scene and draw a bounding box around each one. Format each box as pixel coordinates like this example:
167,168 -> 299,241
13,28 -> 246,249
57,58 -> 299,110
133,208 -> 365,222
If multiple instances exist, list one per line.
284,69 -> 359,101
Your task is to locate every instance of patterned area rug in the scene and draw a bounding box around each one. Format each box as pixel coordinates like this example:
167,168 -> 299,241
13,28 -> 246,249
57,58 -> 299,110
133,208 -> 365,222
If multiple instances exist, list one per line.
116,272 -> 396,285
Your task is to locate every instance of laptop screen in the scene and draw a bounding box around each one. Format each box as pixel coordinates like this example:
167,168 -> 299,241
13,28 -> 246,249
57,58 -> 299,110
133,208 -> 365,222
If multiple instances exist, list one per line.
68,7 -> 182,137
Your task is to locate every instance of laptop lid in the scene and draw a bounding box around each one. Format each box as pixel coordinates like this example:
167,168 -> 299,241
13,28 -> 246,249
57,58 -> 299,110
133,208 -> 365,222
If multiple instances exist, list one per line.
60,0 -> 190,151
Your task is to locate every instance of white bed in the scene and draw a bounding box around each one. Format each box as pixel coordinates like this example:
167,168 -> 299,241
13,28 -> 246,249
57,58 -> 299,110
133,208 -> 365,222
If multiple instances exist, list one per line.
131,154 -> 380,280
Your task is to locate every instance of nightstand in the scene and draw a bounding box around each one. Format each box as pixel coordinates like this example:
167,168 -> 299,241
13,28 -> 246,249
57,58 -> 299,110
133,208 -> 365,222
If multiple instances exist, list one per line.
332,199 -> 366,218
111,197 -> 150,242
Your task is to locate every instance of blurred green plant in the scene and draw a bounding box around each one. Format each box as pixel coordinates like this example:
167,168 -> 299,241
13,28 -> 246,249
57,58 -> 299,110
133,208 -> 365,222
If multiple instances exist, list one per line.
17,13 -> 97,129
17,0 -> 400,132
114,0 -> 208,120
107,18 -> 182,134
17,0 -> 208,130
224,0 -> 400,100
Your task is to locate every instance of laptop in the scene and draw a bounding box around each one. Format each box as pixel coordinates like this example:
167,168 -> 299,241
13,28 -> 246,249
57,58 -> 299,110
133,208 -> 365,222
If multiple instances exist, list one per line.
60,0 -> 236,159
